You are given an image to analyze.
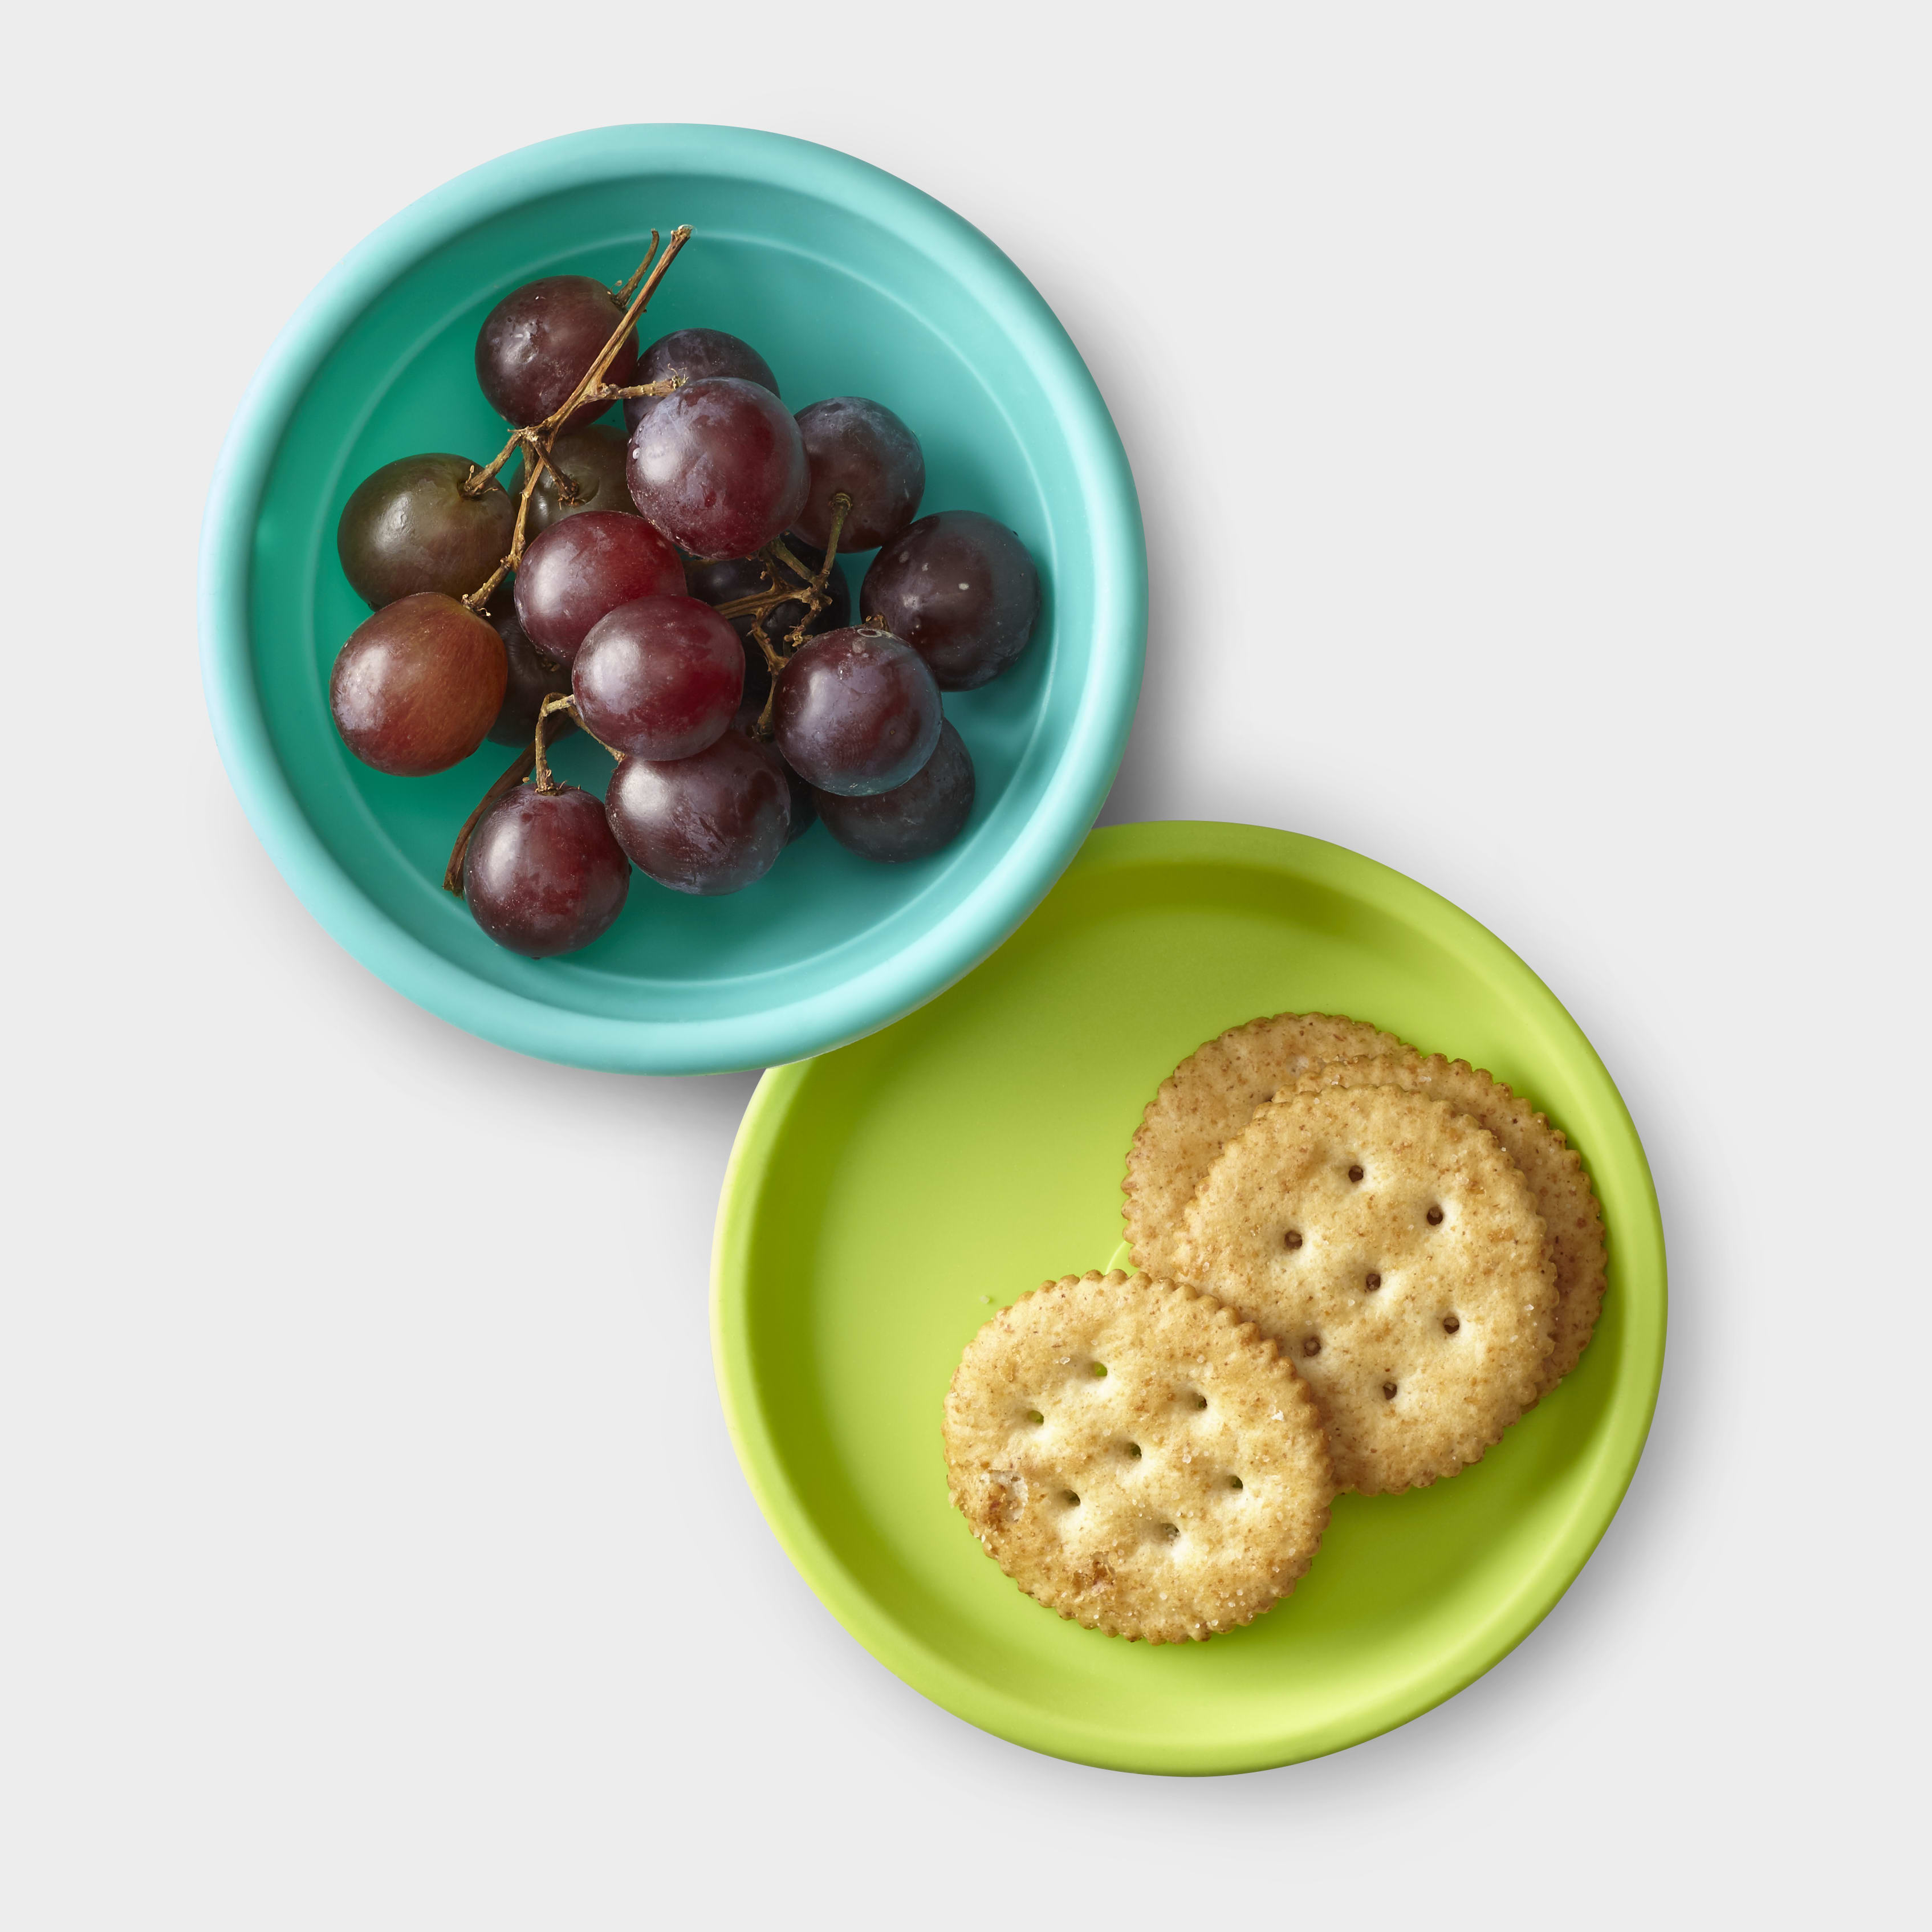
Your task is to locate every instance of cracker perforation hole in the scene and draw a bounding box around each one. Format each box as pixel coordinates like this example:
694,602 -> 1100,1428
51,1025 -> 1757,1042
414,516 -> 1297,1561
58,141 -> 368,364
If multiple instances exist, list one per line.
1301,1336 -> 1321,1357
1283,1229 -> 1303,1250
1347,1163 -> 1365,1183
1227,1475 -> 1244,1491
1381,1381 -> 1398,1400
1124,1442 -> 1142,1461
1442,1315 -> 1461,1335
1089,1361 -> 1108,1378
1364,1270 -> 1382,1291
1062,1489 -> 1080,1506
1426,1205 -> 1445,1226
1158,1523 -> 1180,1542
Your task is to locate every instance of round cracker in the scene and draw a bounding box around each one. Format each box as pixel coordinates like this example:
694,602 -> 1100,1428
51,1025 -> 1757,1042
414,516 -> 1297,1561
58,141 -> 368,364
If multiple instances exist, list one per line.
1178,1087 -> 1555,1494
1124,1012 -> 1411,1278
1287,1055 -> 1605,1393
943,1270 -> 1334,1644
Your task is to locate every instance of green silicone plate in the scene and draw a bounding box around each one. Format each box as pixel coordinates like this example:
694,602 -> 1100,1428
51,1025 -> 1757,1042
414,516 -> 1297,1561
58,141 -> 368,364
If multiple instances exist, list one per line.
711,821 -> 1665,1774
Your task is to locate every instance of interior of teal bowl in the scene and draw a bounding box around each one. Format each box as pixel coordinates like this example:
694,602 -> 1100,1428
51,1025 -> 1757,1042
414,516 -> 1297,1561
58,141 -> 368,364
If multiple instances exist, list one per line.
209,129 -> 1143,1072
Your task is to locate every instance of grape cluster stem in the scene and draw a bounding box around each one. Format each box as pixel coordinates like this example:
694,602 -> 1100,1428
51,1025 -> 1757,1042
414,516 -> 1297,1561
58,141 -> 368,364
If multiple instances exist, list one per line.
439,224 -> 853,892
717,493 -> 854,738
442,742 -> 535,893
440,225 -> 693,896
457,225 -> 694,615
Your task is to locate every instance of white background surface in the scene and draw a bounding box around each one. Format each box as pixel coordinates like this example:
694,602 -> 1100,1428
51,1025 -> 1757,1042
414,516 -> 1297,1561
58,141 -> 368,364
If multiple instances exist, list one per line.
4,5 -> 1923,1925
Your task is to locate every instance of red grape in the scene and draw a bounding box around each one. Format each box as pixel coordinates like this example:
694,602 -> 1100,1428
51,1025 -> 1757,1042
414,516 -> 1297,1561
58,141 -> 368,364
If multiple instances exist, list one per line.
791,398 -> 924,551
336,454 -> 516,609
625,328 -> 779,434
571,597 -> 743,761
330,593 -> 506,777
773,626 -> 942,796
516,424 -> 637,537
860,511 -> 1040,690
513,511 -> 684,664
625,377 -> 809,560
814,719 -> 974,863
474,275 -> 638,433
605,733 -> 791,895
484,597 -> 572,749
463,783 -> 631,957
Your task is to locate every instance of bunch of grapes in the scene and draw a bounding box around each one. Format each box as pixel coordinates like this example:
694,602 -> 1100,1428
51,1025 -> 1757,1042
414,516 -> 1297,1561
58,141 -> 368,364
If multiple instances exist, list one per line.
327,225 -> 1042,959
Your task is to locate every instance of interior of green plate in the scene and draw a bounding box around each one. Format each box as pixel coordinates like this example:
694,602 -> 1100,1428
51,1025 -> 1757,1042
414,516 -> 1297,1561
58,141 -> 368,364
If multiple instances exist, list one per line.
216,128 -> 1142,1071
713,821 -> 1665,1774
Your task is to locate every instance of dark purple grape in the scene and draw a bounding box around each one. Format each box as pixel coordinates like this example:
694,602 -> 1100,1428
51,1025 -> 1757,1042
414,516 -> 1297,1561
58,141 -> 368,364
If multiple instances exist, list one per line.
475,275 -> 639,433
572,597 -> 743,762
605,733 -> 790,895
516,424 -> 637,537
865,514 -> 1043,695
626,377 -> 810,560
330,593 -> 507,777
860,511 -> 1040,691
463,783 -> 631,957
790,398 -> 924,552
625,328 -> 779,434
734,653 -> 772,735
773,626 -> 942,797
814,719 -> 974,863
513,511 -> 685,664
336,454 -> 516,609
485,597 -> 572,748
780,760 -> 818,844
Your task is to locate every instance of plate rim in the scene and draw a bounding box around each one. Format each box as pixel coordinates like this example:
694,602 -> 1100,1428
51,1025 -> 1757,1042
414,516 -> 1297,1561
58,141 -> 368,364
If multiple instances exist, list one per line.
197,123 -> 1146,1073
711,819 -> 1668,1774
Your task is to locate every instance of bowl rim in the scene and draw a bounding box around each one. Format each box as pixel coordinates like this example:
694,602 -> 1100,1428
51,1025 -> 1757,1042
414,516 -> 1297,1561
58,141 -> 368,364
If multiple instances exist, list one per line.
198,124 -> 1146,1073
710,819 -> 1669,1774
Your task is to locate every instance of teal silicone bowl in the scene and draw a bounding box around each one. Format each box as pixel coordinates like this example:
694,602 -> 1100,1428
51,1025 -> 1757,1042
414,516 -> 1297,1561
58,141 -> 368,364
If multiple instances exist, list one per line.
200,125 -> 1146,1073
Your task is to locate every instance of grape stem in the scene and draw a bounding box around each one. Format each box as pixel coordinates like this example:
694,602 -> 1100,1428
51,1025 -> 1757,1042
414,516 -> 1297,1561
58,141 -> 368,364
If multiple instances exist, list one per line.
438,223 -> 695,889
711,579 -> 808,622
767,491 -> 852,646
778,491 -> 852,591
548,227 -> 692,434
586,377 -> 683,404
457,225 -> 695,605
442,743 -> 536,894
608,230 -> 660,307
752,688 -> 780,741
711,509 -> 848,631
706,494 -> 859,739
532,693 -> 577,793
462,441 -> 554,613
461,434 -> 526,496
440,695 -> 618,892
